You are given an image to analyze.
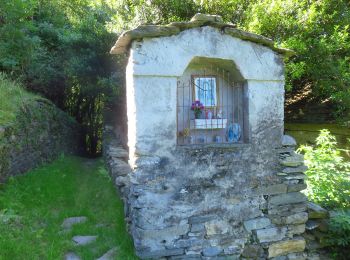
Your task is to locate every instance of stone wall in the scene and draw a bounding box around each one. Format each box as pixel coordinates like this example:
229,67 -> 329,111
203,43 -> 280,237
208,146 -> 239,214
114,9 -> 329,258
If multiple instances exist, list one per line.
0,98 -> 81,182
104,126 -> 309,259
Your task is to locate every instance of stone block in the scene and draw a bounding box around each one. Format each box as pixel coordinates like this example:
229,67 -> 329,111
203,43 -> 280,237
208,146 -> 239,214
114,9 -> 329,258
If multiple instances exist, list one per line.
287,183 -> 307,192
282,166 -> 308,174
284,174 -> 307,180
280,154 -> 304,167
136,224 -> 189,242
287,252 -> 307,260
241,244 -> 263,258
137,248 -> 184,259
256,227 -> 286,243
61,216 -> 87,229
72,235 -> 97,246
257,184 -> 288,195
191,13 -> 224,23
268,238 -> 306,258
307,202 -> 329,219
111,158 -> 132,176
269,192 -> 307,207
174,238 -> 203,248
305,220 -> 320,231
202,246 -> 222,257
244,217 -> 271,232
286,212 -> 308,225
287,224 -> 305,236
108,147 -> 128,159
281,135 -> 297,147
189,215 -> 216,224
191,224 -> 205,232
205,220 -> 230,236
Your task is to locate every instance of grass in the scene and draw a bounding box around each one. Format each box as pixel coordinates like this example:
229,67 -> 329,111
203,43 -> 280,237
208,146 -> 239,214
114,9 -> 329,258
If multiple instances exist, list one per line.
0,73 -> 39,125
0,155 -> 137,260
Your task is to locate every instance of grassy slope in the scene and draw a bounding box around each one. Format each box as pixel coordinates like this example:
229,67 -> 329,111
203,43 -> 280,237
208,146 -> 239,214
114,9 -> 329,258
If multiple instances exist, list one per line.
0,73 -> 39,126
0,156 -> 137,260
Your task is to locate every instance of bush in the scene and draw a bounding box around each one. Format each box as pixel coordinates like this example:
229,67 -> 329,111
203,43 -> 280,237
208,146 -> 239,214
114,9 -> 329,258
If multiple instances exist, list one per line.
298,129 -> 350,209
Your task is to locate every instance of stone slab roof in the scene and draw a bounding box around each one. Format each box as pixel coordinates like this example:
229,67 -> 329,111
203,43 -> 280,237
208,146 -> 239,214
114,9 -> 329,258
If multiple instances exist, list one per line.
110,13 -> 295,57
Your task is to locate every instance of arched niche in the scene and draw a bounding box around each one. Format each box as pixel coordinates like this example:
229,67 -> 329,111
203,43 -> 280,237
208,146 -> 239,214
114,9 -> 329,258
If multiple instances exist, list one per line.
177,57 -> 248,145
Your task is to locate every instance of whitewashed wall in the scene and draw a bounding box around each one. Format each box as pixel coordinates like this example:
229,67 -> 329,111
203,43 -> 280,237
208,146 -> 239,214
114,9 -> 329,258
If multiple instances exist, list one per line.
126,26 -> 285,164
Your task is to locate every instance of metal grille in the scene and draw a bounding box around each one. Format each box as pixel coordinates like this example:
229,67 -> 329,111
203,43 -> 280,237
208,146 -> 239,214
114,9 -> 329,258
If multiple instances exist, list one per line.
177,67 -> 244,145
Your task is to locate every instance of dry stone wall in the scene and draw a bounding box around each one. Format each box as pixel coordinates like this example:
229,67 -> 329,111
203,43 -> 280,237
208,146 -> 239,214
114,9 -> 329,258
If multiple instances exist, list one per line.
104,127 -> 310,259
0,99 -> 81,182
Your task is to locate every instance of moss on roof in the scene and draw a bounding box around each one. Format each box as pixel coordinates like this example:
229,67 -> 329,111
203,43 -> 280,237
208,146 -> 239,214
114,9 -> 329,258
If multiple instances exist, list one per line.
110,13 -> 294,57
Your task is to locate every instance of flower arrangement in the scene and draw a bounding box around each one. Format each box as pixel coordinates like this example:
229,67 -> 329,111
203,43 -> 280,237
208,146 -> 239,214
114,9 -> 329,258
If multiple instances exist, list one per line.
191,100 -> 204,119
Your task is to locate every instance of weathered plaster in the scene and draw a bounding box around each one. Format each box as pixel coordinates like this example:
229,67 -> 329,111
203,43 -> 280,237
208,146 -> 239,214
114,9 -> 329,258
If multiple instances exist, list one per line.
130,27 -> 284,80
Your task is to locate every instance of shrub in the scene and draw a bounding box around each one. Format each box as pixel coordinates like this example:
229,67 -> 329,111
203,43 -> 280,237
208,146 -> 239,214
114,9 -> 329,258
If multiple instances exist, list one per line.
298,129 -> 350,209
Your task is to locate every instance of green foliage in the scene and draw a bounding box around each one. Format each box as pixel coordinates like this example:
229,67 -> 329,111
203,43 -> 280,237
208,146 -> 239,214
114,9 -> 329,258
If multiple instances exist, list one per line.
298,130 -> 350,209
243,0 -> 350,118
0,0 -> 120,155
326,212 -> 350,247
0,73 -> 38,125
0,156 -> 137,259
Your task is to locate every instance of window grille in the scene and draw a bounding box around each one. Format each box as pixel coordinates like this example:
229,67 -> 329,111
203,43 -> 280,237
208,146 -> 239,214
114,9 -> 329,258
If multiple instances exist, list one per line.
177,67 -> 245,145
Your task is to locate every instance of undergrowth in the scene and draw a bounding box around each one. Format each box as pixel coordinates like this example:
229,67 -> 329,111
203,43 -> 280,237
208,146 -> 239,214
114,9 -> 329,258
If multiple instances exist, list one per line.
0,73 -> 38,126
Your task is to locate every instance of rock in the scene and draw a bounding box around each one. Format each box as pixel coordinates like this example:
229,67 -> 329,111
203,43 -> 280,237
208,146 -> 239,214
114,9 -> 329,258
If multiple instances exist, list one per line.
268,238 -> 306,258
307,202 -> 329,219
189,214 -> 216,224
256,227 -> 286,243
224,27 -> 274,47
305,220 -> 320,230
244,217 -> 271,232
190,13 -> 224,23
136,224 -> 189,242
269,192 -> 307,207
202,247 -> 222,257
287,224 -> 305,236
174,238 -> 203,248
281,135 -> 297,147
282,166 -> 308,174
110,158 -> 132,176
287,252 -> 307,260
284,174 -> 307,180
115,176 -> 129,187
72,235 -> 97,246
108,147 -> 128,159
288,183 -> 307,192
61,216 -> 87,229
257,184 -> 287,195
64,252 -> 81,260
280,154 -> 304,167
241,244 -> 263,258
285,212 -> 308,225
205,220 -> 230,236
96,247 -> 118,260
137,248 -> 184,258
191,224 -> 205,232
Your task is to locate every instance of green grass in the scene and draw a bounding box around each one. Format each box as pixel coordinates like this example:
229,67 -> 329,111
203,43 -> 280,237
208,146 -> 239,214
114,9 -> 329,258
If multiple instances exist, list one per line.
0,73 -> 39,125
0,155 -> 137,260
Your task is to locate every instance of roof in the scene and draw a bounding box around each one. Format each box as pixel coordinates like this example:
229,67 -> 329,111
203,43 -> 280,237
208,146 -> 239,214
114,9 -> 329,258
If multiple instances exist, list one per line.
110,13 -> 295,57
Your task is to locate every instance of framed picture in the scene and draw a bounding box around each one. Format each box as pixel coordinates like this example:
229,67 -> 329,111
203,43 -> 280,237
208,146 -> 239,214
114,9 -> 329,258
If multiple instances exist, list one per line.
192,76 -> 217,107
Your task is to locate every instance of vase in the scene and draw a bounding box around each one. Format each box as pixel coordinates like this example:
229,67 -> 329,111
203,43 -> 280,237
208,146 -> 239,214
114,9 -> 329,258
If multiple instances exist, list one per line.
195,110 -> 202,119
